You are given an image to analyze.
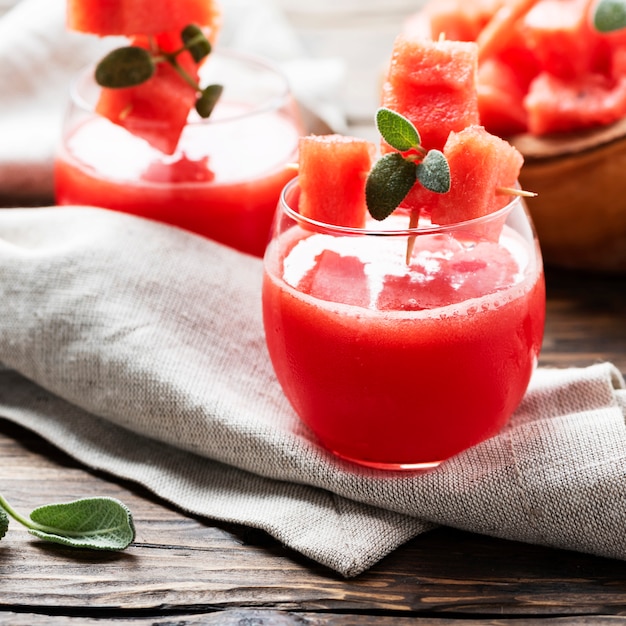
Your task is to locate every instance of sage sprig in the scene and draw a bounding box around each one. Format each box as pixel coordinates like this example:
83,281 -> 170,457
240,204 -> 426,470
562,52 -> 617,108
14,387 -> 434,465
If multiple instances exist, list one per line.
0,492 -> 135,551
592,0 -> 626,32
95,24 -> 222,119
365,108 -> 450,222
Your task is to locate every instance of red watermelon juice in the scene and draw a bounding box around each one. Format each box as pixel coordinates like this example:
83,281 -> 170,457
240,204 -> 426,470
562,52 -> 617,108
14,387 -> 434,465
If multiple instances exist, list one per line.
54,50 -> 302,257
263,179 -> 545,470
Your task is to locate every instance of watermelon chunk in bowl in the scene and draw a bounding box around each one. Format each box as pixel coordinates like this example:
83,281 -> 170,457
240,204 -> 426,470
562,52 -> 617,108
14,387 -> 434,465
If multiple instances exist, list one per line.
402,0 -> 626,272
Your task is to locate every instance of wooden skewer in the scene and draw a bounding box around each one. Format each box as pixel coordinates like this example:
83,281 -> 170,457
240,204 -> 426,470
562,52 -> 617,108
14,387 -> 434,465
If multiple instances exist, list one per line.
496,186 -> 537,198
405,210 -> 420,265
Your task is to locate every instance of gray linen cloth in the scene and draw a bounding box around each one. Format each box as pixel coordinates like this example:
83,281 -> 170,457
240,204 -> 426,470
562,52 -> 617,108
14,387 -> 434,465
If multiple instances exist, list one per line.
0,205 -> 624,577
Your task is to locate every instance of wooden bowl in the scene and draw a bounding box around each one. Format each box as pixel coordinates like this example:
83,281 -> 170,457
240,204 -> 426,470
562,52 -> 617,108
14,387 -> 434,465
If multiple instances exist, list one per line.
510,118 -> 626,274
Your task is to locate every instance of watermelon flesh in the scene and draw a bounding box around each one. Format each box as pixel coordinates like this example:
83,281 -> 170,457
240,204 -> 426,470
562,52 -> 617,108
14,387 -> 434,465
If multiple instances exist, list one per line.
405,0 -> 626,137
68,0 -> 221,154
524,71 -> 626,135
430,125 -> 523,227
298,135 -> 375,228
381,36 -> 480,153
67,0 -> 221,38
94,32 -> 201,155
380,36 -> 480,214
477,57 -> 529,136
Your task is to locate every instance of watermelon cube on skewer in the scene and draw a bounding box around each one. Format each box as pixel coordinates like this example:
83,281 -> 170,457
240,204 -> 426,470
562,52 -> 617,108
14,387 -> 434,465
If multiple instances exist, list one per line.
430,124 -> 524,226
298,135 -> 375,229
379,36 -> 480,215
94,31 -> 203,155
381,35 -> 480,154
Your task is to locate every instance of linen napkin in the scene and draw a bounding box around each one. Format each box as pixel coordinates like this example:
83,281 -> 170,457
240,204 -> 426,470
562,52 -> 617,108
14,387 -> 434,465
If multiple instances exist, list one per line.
0,205 -> 625,577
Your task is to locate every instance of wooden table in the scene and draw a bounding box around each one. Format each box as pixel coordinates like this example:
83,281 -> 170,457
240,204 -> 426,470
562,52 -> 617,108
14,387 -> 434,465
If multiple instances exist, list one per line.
0,262 -> 624,625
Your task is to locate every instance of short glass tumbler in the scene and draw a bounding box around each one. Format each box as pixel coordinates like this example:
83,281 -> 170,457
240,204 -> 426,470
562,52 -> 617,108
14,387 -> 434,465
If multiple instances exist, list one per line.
262,178 -> 546,470
54,49 -> 303,258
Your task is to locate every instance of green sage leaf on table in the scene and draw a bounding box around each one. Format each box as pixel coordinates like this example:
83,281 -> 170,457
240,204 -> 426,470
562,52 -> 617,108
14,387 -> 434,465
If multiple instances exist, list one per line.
27,497 -> 135,551
593,0 -> 626,32
0,509 -> 7,540
95,46 -> 156,88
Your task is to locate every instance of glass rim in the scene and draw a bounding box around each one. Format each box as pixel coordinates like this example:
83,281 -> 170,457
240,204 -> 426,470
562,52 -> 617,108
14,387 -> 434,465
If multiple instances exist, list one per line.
70,46 -> 293,125
279,177 -> 524,237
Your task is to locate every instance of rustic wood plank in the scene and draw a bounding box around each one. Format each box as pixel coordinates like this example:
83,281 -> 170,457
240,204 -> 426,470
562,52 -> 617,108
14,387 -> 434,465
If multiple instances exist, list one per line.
2,417 -> 626,619
1,612 -> 626,625
541,268 -> 626,373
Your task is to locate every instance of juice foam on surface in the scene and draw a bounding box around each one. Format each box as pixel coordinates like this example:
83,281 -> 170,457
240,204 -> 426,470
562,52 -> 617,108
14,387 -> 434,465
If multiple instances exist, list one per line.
282,219 -> 534,315
63,101 -> 299,184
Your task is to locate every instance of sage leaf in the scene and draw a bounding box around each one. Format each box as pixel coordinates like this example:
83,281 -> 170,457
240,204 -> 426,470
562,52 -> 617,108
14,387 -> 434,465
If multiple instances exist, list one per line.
182,24 -> 212,63
376,107 -> 421,152
416,149 -> 450,194
196,84 -> 223,118
593,0 -> 626,31
0,509 -> 7,540
95,46 -> 155,88
366,153 -> 417,221
27,497 -> 135,551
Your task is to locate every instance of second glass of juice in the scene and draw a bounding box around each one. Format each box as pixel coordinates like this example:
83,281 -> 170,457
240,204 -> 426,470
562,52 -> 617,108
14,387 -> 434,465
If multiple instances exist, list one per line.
263,179 -> 546,470
54,49 -> 303,257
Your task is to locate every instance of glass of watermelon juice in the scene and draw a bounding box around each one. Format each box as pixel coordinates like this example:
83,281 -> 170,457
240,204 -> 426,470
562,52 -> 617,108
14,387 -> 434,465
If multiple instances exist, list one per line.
262,178 -> 546,470
54,49 -> 303,258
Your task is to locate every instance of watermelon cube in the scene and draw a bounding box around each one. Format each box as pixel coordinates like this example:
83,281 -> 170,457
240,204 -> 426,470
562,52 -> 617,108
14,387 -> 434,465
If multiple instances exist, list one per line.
522,0 -> 609,79
298,135 -> 375,228
430,125 -> 523,226
67,0 -> 221,38
381,36 -> 480,153
302,251 -> 371,308
524,71 -> 626,135
477,57 -> 529,136
95,32 -> 200,155
421,0 -> 502,42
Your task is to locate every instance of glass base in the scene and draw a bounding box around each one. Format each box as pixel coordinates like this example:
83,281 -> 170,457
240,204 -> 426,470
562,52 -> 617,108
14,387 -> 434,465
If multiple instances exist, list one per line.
332,449 -> 443,472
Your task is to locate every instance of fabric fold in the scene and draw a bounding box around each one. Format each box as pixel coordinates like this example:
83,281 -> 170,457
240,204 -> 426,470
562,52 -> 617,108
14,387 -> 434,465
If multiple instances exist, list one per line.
0,206 -> 624,576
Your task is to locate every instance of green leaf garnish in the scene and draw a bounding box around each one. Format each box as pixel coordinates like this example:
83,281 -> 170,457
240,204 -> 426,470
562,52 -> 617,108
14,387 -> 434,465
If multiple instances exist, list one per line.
416,149 -> 451,194
0,509 -> 7,540
93,25 -> 223,119
592,0 -> 626,32
376,107 -> 421,152
181,24 -> 212,63
365,107 -> 450,222
366,153 -> 417,221
196,84 -> 224,118
0,492 -> 135,551
95,46 -> 155,88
